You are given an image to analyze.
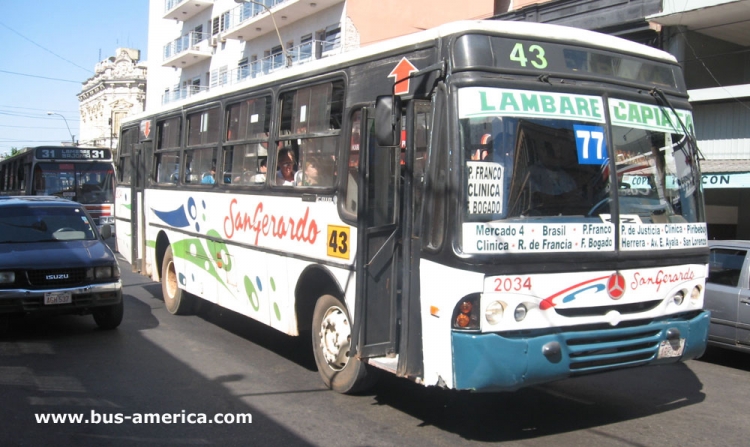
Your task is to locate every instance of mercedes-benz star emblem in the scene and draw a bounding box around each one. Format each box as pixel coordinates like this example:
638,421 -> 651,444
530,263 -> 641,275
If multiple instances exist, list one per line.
607,273 -> 626,300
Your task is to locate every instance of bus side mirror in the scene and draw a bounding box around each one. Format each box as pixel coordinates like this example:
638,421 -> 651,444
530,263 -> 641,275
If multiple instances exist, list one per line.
375,95 -> 402,147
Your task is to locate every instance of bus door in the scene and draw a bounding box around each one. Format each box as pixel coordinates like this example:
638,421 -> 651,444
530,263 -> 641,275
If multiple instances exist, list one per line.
354,108 -> 401,359
354,99 -> 430,366
130,143 -> 147,273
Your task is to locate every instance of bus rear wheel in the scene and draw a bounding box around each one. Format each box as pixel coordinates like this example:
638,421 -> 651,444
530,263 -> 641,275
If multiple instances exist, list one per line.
312,294 -> 378,394
161,246 -> 192,315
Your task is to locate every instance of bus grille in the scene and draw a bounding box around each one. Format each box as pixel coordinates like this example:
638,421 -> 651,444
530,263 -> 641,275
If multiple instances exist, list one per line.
566,325 -> 662,372
555,300 -> 662,317
27,268 -> 87,287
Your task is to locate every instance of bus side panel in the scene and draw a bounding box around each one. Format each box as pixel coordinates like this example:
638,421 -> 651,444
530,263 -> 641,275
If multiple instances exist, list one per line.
419,260 -> 485,388
219,248 -> 274,327
145,189 -> 353,333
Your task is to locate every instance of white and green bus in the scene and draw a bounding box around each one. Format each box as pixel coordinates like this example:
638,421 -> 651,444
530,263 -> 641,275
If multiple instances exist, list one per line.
115,20 -> 709,393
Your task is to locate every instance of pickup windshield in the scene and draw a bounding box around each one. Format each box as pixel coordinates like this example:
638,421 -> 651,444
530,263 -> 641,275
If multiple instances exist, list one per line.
0,206 -> 98,243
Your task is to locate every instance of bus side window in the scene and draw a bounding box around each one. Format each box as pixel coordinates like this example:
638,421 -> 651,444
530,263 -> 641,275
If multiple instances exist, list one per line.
155,152 -> 180,184
342,109 -> 361,219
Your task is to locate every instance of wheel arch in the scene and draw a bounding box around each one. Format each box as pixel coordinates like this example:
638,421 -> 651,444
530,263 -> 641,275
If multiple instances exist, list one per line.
295,264 -> 345,333
154,230 -> 171,281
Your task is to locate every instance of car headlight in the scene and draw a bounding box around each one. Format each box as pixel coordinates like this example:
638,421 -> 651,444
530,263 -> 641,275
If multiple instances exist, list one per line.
89,265 -> 119,280
0,271 -> 15,284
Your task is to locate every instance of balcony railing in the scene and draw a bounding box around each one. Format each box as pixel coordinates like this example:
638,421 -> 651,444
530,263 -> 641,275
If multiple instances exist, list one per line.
222,0 -> 343,41
162,31 -> 213,68
161,85 -> 211,106
160,39 -> 343,105
163,0 -> 214,21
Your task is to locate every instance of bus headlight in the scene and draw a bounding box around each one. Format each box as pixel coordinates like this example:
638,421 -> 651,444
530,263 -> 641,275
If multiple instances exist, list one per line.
691,285 -> 702,302
672,290 -> 685,306
485,301 -> 505,325
514,304 -> 527,322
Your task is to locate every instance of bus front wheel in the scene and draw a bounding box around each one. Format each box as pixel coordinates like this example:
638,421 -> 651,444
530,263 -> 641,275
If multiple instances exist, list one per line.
161,246 -> 192,315
311,294 -> 378,394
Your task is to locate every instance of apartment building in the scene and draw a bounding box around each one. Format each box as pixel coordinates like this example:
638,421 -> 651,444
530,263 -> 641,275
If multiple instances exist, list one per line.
146,0 -> 499,111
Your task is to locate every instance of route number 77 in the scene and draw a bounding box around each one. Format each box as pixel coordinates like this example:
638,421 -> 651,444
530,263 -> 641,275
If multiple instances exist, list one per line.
573,124 -> 608,165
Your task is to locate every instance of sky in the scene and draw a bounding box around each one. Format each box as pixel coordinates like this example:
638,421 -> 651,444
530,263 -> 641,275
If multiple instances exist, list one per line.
0,1 -> 149,156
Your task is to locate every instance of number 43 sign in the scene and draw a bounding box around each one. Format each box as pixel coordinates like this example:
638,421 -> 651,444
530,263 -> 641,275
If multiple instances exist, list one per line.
574,124 -> 608,165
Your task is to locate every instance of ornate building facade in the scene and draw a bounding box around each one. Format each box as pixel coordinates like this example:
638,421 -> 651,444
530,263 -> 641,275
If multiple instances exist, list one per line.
77,48 -> 147,152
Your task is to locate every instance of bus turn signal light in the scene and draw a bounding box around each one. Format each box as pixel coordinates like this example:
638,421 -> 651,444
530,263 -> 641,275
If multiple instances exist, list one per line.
452,294 -> 480,330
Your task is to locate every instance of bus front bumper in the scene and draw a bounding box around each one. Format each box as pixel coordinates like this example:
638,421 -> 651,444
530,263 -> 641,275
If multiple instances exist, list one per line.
451,310 -> 710,392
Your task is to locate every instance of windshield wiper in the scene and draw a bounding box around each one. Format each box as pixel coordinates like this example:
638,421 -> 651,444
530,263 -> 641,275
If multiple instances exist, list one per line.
649,88 -> 705,162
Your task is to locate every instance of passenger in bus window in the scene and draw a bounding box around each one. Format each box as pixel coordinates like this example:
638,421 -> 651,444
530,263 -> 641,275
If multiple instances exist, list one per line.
301,156 -> 334,187
251,157 -> 267,184
201,167 -> 216,184
470,134 -> 493,160
276,147 -> 297,186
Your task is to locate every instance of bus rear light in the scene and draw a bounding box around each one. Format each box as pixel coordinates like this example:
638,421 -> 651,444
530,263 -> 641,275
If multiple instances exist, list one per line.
485,301 -> 505,325
452,294 -> 480,330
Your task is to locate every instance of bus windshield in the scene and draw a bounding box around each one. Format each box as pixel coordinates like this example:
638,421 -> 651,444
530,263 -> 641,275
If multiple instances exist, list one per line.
459,88 -> 702,231
34,161 -> 115,205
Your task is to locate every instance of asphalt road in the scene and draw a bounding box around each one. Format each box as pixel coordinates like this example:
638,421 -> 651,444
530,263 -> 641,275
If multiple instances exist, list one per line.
1,252 -> 749,446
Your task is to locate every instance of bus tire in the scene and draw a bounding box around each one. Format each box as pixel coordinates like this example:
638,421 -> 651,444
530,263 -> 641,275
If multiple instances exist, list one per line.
312,294 -> 378,394
162,246 -> 192,315
92,299 -> 124,330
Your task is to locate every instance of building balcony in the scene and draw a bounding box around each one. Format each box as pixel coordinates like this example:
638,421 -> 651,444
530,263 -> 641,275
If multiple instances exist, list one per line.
162,31 -> 213,68
162,85 -> 210,106
163,0 -> 214,21
160,39 -> 343,105
222,0 -> 343,42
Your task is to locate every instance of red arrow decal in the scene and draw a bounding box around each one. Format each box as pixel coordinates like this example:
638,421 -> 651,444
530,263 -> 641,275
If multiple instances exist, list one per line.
388,57 -> 418,96
140,120 -> 151,139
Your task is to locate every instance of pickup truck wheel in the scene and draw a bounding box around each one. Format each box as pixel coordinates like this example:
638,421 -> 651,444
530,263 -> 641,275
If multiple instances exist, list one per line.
92,299 -> 123,330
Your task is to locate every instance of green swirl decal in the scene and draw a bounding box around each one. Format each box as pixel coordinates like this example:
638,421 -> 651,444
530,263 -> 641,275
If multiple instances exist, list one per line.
244,276 -> 260,311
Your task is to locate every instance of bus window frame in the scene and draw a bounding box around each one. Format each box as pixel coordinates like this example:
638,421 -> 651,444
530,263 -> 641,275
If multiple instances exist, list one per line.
153,115 -> 183,185
274,78 -> 345,191
222,92 -> 273,187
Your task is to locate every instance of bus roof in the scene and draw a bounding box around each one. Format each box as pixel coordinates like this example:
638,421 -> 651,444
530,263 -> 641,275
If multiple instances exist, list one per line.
129,20 -> 678,120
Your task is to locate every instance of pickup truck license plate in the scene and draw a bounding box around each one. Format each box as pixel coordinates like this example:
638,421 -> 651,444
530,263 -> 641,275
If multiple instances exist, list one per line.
44,292 -> 72,305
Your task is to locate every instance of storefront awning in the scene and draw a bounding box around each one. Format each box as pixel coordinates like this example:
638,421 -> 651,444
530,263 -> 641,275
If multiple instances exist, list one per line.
701,159 -> 750,188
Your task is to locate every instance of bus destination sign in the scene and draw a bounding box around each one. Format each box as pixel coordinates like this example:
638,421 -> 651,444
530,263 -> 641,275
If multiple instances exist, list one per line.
35,147 -> 112,160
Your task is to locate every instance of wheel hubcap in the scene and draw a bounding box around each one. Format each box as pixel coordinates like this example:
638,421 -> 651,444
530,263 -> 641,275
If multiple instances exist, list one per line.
319,306 -> 351,371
